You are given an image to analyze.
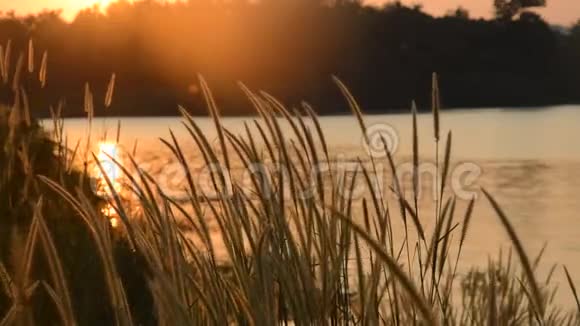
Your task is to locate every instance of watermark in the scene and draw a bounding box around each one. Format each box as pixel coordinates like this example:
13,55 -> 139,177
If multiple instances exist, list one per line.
156,160 -> 478,201
90,123 -> 483,203
362,123 -> 399,158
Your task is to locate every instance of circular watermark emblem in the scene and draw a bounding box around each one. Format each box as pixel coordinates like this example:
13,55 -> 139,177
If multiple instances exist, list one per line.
362,123 -> 399,158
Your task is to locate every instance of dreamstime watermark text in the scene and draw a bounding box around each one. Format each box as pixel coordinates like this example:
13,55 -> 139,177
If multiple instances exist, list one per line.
91,122 -> 483,202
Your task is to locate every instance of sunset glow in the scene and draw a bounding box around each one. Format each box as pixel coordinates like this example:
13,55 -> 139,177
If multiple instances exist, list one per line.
94,141 -> 122,197
92,0 -> 114,8
94,141 -> 123,228
0,0 -> 123,21
0,0 -> 578,25
66,0 -> 117,17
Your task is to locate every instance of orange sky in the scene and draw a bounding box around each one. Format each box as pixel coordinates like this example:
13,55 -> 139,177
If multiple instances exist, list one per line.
0,0 -> 578,25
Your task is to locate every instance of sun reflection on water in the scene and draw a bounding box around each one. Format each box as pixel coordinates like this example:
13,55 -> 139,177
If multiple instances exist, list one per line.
94,141 -> 123,227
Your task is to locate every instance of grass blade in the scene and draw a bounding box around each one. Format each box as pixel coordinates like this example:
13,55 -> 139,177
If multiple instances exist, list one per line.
482,188 -> 545,318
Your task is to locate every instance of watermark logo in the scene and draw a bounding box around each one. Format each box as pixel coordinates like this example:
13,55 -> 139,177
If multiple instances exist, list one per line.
362,123 -> 399,158
89,124 -> 483,203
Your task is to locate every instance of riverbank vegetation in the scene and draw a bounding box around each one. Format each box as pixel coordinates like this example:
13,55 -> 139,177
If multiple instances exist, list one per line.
0,56 -> 579,324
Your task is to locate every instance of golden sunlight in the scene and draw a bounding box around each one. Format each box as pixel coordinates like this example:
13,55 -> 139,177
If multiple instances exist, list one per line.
94,141 -> 123,227
1,0 -> 578,25
94,141 -> 122,197
81,0 -> 116,9
82,0 -> 116,13
49,0 -> 123,20
109,216 -> 119,228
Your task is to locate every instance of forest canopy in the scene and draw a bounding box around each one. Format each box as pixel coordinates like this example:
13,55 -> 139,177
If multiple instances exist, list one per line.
0,0 -> 579,116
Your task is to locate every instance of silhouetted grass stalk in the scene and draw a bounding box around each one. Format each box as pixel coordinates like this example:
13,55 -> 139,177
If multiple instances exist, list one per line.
0,48 -> 578,325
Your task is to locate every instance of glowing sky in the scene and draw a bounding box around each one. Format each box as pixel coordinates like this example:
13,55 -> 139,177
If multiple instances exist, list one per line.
0,0 -> 578,25
0,0 -> 115,20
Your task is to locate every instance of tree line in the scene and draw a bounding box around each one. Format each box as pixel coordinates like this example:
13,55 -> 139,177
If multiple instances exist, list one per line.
0,0 -> 579,117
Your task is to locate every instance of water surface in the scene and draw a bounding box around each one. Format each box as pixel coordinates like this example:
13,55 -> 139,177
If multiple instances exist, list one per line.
47,106 -> 580,307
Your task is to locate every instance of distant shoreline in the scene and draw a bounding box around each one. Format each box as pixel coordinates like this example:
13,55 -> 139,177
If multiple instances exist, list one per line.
33,103 -> 580,120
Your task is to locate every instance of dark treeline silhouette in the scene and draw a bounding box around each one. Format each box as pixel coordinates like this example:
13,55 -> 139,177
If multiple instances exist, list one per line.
1,0 -> 579,117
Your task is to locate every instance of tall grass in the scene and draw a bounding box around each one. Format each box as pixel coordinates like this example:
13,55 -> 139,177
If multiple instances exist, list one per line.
0,42 -> 579,325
